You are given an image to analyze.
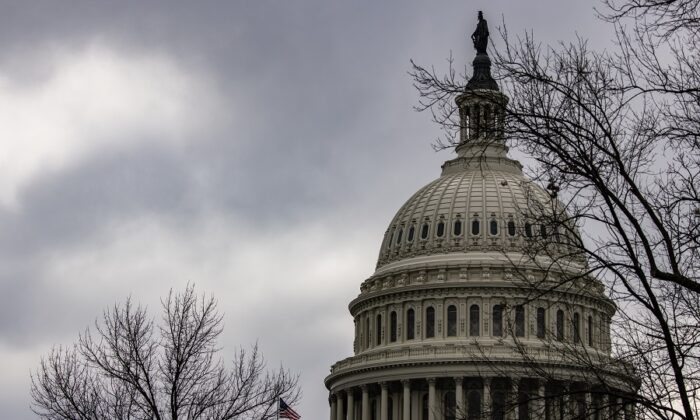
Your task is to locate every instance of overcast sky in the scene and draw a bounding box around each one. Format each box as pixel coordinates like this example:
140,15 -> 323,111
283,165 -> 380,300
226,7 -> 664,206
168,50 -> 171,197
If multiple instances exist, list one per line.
0,1 -> 614,418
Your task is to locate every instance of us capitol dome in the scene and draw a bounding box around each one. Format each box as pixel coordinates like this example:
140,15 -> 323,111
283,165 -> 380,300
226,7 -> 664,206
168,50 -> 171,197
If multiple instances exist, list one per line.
325,12 -> 639,420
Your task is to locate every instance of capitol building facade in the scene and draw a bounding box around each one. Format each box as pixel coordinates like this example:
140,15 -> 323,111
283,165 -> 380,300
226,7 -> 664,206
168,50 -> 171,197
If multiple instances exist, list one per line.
325,14 -> 639,420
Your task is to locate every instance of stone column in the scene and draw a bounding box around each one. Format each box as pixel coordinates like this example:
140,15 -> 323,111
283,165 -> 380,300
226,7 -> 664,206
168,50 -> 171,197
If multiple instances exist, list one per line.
428,378 -> 437,420
624,400 -> 636,420
455,377 -> 465,419
599,393 -> 609,420
563,384 -> 574,420
331,394 -> 338,420
483,378 -> 492,420
509,378 -> 520,420
362,385 -> 370,420
584,390 -> 593,420
402,380 -> 411,420
337,391 -> 345,420
348,390 -> 356,420
534,380 -> 546,420
381,382 -> 389,420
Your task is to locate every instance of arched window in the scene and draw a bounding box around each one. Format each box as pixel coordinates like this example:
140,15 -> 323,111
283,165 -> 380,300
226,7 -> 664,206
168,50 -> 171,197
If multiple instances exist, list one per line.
472,219 -> 480,235
492,305 -> 503,337
469,304 -> 480,336
588,315 -> 594,346
365,316 -> 371,348
515,305 -> 525,337
467,391 -> 481,420
536,308 -> 546,339
507,220 -> 516,236
444,391 -> 456,420
390,311 -> 397,342
396,228 -> 403,244
426,307 -> 436,338
525,222 -> 533,238
422,394 -> 429,420
454,219 -> 463,236
490,219 -> 499,235
407,309 -> 415,340
573,312 -> 581,344
421,223 -> 429,240
436,221 -> 445,237
447,305 -> 457,337
376,314 -> 383,345
407,226 -> 415,242
556,309 -> 564,341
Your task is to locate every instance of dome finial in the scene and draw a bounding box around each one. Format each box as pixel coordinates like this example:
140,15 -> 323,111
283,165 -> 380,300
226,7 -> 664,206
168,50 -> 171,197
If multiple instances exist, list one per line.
466,11 -> 499,91
471,11 -> 489,54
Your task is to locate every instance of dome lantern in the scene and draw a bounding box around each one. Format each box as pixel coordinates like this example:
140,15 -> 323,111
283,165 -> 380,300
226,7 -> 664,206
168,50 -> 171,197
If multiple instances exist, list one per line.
455,12 -> 509,164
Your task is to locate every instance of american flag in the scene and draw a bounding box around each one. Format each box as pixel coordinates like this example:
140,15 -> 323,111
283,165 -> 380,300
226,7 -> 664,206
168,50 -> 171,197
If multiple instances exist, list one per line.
279,398 -> 301,420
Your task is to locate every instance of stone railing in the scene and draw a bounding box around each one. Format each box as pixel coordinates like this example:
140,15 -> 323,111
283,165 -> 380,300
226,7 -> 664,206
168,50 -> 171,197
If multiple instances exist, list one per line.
329,342 -> 628,376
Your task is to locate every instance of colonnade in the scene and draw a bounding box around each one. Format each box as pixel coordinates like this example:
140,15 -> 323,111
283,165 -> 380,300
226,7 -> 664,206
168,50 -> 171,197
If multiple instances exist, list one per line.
329,377 -> 635,420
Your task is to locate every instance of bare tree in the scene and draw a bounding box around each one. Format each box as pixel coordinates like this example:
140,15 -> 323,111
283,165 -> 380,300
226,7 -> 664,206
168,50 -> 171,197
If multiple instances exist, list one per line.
31,286 -> 299,420
410,2 -> 699,420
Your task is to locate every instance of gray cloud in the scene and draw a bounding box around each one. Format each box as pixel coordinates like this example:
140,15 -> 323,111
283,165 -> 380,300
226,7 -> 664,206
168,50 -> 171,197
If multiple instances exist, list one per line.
0,1 -> 612,418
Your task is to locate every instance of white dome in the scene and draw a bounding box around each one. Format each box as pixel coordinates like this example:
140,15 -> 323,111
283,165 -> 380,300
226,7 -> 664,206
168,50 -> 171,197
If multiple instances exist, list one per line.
376,143 -> 578,270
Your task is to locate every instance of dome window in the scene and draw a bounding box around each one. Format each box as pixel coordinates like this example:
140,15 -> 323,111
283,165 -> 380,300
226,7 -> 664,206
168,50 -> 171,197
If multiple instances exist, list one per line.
507,220 -> 516,236
515,305 -> 525,337
447,305 -> 457,337
588,315 -> 593,346
471,219 -> 480,235
469,304 -> 480,336
406,308 -> 415,340
573,312 -> 581,344
453,220 -> 462,236
536,308 -> 546,339
525,222 -> 533,238
376,314 -> 383,345
556,310 -> 564,341
396,228 -> 403,245
365,317 -> 370,348
436,221 -> 445,238
420,223 -> 429,240
492,305 -> 503,337
407,226 -> 415,242
490,219 -> 498,235
426,307 -> 436,338
390,311 -> 397,342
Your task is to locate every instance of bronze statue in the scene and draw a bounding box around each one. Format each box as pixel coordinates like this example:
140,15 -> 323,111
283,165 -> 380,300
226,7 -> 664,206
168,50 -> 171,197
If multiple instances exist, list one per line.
471,11 -> 489,54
